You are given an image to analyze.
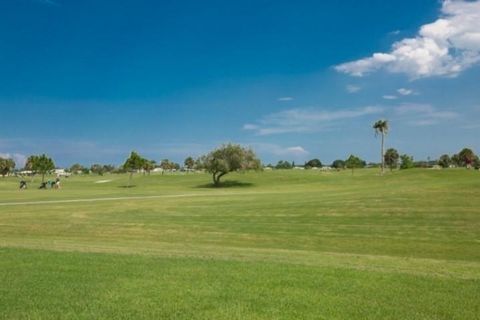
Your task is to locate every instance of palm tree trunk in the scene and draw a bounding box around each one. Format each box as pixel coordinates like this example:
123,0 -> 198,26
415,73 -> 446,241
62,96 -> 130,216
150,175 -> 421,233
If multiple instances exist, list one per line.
381,133 -> 385,174
128,172 -> 133,187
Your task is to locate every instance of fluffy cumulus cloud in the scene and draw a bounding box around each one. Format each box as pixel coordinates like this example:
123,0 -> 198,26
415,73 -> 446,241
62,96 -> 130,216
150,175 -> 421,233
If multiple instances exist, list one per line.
335,0 -> 480,79
243,106 -> 383,135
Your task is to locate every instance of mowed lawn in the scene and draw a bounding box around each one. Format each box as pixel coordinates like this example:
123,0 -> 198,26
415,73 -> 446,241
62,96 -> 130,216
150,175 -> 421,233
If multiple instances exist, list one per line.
0,169 -> 479,319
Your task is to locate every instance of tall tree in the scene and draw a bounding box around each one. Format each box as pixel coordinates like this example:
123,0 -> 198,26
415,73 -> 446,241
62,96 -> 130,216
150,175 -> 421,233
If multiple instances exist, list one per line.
0,157 -> 15,177
123,151 -> 146,187
29,154 -> 55,183
200,143 -> 261,186
373,119 -> 389,174
384,148 -> 399,171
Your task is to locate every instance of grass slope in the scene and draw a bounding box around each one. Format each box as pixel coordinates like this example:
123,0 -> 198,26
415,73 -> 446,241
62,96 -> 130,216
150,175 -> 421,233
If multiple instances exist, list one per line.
0,169 -> 479,319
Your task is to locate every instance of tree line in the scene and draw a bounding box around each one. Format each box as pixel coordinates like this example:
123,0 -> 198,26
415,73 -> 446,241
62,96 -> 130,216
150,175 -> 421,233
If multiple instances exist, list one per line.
1,118 -> 478,186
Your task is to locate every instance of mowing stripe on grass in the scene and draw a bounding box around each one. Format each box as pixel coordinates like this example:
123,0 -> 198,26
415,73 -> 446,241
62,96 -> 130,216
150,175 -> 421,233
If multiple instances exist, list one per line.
0,191 -> 273,207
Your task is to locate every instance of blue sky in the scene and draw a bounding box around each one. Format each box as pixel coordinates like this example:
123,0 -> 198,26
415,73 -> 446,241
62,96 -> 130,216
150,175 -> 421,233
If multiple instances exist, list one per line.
0,0 -> 479,167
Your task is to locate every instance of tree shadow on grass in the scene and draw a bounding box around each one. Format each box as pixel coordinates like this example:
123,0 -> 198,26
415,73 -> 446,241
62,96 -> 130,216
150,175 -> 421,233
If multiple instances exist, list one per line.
194,180 -> 255,189
118,185 -> 137,188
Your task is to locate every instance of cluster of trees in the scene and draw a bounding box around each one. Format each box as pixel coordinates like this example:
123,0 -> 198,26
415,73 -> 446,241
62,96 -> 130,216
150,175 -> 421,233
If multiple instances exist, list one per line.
25,154 -> 56,182
159,159 -> 180,171
437,148 -> 479,169
0,157 -> 16,177
2,120 -> 477,189
69,163 -> 117,175
121,144 -> 261,186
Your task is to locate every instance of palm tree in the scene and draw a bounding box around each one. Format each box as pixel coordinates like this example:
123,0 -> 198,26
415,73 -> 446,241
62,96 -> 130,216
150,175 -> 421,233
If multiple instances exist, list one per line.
373,119 -> 389,174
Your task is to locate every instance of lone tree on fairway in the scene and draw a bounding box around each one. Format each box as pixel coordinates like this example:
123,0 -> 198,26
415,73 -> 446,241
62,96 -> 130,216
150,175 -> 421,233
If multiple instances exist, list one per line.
29,154 -> 55,183
200,143 -> 261,186
345,154 -> 365,175
384,148 -> 399,171
0,157 -> 15,177
123,151 -> 145,187
373,119 -> 389,174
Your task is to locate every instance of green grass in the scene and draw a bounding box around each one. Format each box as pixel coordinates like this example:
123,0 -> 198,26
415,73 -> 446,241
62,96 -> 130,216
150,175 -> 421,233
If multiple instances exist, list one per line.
0,169 -> 479,319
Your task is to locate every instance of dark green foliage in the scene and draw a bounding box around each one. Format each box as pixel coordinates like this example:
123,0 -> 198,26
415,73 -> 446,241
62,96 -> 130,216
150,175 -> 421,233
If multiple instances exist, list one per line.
27,154 -> 55,183
0,157 -> 15,177
275,160 -> 293,169
184,157 -> 195,170
345,154 -> 365,175
451,154 -> 461,167
123,151 -> 147,186
458,148 -> 476,168
373,119 -> 389,174
474,157 -> 480,170
331,159 -> 345,169
384,148 -> 399,171
438,154 -> 452,168
400,154 -> 414,170
305,158 -> 322,168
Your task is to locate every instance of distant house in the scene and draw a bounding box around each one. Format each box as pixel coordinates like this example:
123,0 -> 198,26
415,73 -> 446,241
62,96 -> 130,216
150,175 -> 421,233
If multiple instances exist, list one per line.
54,169 -> 71,177
293,166 -> 305,170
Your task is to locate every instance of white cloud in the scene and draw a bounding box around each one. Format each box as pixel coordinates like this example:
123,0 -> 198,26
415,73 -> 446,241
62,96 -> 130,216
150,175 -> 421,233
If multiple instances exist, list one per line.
346,85 -> 361,93
251,143 -> 309,157
335,0 -> 480,79
397,88 -> 413,95
394,103 -> 459,126
277,97 -> 294,101
243,106 -> 384,135
383,95 -> 398,100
